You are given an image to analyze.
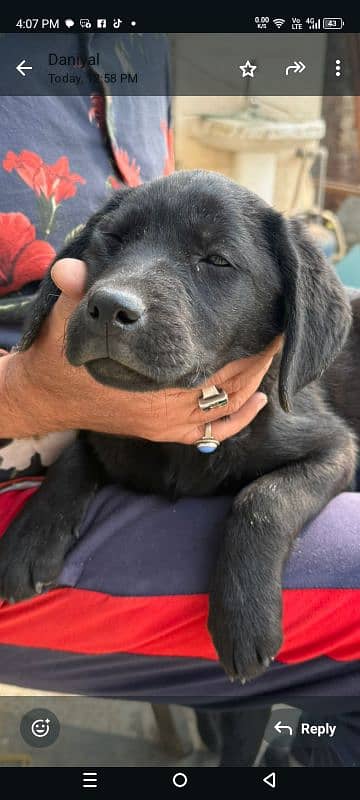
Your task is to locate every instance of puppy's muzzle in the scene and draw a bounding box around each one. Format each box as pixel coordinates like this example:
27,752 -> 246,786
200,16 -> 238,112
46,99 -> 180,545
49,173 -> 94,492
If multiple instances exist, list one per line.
87,288 -> 145,329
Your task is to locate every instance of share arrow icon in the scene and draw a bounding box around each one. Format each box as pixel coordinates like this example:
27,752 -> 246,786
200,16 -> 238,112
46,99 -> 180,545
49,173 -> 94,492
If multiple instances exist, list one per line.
16,60 -> 33,77
285,60 -> 306,76
263,772 -> 276,789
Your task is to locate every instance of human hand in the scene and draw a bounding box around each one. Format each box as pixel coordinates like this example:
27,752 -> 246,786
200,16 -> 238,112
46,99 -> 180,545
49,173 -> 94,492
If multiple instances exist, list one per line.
3,259 -> 282,443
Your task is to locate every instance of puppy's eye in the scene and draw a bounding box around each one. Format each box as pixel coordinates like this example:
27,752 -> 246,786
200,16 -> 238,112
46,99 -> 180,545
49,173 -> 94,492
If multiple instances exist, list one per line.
203,255 -> 230,267
102,232 -> 123,243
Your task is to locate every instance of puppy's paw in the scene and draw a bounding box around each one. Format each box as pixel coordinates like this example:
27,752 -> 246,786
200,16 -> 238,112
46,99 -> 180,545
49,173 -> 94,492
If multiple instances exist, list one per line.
0,507 -> 74,603
208,575 -> 282,682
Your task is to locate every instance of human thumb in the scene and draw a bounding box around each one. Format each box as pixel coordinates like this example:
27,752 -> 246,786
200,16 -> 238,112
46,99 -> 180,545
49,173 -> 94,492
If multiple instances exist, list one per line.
49,258 -> 87,333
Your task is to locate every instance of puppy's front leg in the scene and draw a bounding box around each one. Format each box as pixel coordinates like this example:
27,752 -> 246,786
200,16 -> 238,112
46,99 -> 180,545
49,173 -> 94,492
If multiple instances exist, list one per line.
0,437 -> 103,602
208,427 -> 357,681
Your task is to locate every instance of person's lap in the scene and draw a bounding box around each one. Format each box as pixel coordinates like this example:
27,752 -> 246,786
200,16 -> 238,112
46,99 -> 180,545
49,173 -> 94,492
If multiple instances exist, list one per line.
0,482 -> 359,707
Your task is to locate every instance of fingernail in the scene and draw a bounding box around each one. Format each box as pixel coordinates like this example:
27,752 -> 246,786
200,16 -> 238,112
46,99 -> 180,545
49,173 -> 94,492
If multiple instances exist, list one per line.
256,392 -> 268,408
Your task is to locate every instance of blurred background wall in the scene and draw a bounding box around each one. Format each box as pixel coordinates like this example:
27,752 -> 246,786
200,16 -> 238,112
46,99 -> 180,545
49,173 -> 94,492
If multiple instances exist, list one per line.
174,95 -> 324,213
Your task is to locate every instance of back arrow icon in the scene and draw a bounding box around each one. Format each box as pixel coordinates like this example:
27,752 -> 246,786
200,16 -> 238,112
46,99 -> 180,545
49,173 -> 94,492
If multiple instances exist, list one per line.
285,60 -> 306,76
16,60 -> 33,77
263,772 -> 276,789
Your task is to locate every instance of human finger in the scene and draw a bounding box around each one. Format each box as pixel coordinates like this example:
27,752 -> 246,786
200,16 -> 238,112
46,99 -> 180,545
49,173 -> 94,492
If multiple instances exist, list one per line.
185,391 -> 268,446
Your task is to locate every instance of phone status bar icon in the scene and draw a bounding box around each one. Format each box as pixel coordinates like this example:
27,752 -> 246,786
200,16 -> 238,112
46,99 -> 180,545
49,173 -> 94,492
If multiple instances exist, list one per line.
112,19 -> 136,28
306,17 -> 321,30
323,18 -> 344,29
61,17 -> 136,31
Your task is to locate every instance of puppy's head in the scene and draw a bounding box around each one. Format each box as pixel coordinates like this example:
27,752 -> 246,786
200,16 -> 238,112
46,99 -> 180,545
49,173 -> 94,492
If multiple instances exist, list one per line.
65,171 -> 287,391
23,170 -> 352,408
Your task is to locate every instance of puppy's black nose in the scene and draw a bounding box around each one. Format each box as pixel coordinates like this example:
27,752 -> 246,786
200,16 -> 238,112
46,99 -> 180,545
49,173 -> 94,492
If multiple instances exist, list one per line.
87,289 -> 145,326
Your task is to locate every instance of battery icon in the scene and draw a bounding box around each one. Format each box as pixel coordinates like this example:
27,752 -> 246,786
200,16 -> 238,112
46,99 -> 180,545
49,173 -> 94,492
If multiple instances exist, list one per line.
323,18 -> 344,29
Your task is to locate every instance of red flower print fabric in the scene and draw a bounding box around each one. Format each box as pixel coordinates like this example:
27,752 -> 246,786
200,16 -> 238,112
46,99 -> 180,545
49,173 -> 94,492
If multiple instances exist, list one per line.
3,151 -> 86,204
3,150 -> 87,240
0,213 -> 55,296
0,37 -> 172,304
114,147 -> 142,187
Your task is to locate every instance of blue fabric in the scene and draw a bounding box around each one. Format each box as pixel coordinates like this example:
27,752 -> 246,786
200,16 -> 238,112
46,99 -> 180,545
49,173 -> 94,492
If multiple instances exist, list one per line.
58,488 -> 360,595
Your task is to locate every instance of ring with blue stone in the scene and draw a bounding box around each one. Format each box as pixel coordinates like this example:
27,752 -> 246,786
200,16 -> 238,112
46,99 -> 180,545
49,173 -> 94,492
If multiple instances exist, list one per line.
195,422 -> 220,454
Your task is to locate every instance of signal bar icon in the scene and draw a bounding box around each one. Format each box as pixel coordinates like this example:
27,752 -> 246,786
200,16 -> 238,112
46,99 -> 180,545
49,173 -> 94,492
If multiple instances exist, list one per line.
306,17 -> 321,30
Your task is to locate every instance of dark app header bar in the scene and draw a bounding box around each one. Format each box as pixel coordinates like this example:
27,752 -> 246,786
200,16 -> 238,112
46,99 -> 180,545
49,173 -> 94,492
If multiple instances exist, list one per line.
0,33 -> 357,97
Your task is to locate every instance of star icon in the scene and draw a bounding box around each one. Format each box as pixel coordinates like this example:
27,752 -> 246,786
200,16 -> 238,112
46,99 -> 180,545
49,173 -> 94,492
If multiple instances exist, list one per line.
239,60 -> 257,77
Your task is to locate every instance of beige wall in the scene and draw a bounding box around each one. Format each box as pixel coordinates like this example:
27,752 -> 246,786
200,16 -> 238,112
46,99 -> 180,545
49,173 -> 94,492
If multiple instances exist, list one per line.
174,95 -> 325,213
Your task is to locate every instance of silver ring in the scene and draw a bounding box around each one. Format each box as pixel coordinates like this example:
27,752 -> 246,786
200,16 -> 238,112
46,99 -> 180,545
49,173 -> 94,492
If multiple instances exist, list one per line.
195,422 -> 220,454
198,384 -> 228,412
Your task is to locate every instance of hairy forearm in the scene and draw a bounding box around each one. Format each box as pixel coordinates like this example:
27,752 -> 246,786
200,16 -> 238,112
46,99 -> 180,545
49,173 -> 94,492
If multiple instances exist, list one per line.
0,348 -> 145,440
0,260 -> 280,446
0,352 -> 67,438
0,335 -> 277,444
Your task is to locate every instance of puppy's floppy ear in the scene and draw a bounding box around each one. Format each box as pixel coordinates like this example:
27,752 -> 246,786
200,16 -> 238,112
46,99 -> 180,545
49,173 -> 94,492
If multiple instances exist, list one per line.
18,207 -> 109,352
272,213 -> 351,412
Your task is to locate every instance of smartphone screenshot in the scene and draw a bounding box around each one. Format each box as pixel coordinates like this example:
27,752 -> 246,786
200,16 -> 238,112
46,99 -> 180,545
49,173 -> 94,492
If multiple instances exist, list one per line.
0,10 -> 359,793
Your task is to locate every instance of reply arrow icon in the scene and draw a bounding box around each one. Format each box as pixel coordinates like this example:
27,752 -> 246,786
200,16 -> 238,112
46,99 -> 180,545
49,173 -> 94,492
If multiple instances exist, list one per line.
16,59 -> 33,77
274,720 -> 294,735
285,60 -> 306,76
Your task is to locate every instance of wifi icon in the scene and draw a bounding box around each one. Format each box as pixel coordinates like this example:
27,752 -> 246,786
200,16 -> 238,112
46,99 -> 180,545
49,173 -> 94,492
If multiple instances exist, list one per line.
273,18 -> 285,28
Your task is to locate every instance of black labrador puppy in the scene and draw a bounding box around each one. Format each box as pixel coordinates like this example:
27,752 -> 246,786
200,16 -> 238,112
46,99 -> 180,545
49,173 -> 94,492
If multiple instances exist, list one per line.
0,170 -> 358,682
